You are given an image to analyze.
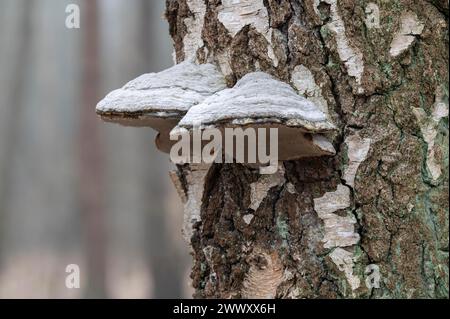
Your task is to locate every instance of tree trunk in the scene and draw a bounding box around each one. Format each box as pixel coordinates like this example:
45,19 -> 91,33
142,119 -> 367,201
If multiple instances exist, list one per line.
80,0 -> 107,298
0,0 -> 33,266
165,0 -> 449,298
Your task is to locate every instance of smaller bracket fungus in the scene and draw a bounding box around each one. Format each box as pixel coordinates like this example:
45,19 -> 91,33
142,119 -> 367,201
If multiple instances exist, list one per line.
172,72 -> 336,169
96,61 -> 227,152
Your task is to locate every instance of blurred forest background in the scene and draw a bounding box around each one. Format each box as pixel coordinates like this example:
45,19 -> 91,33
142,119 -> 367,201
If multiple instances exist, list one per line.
0,0 -> 192,298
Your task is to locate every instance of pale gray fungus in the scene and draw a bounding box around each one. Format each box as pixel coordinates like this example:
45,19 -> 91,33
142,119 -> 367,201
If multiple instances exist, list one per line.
96,61 -> 226,116
177,72 -> 335,131
96,61 -> 227,153
174,72 -> 337,162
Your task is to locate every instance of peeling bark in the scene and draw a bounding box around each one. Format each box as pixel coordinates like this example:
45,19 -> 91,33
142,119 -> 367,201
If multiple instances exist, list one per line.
166,0 -> 449,298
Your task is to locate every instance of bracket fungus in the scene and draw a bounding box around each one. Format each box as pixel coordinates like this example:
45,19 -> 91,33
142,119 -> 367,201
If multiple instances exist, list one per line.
96,61 -> 227,152
172,72 -> 337,169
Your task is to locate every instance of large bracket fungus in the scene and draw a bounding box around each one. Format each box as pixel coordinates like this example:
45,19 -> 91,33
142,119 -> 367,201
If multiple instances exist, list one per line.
172,72 -> 336,169
96,61 -> 227,152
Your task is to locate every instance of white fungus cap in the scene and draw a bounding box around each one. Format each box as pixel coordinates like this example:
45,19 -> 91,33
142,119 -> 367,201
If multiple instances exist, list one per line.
173,72 -> 337,160
96,61 -> 227,153
177,72 -> 336,133
96,61 -> 227,125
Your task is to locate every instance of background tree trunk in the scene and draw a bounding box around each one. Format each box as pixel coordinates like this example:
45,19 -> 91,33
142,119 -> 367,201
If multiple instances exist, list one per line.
166,0 -> 449,298
0,0 -> 33,266
80,0 -> 107,298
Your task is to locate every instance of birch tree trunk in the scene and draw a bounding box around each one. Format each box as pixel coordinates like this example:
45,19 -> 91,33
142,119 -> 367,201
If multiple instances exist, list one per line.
166,0 -> 449,298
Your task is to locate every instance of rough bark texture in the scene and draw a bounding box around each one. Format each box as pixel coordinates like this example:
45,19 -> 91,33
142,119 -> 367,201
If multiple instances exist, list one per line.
166,0 -> 449,298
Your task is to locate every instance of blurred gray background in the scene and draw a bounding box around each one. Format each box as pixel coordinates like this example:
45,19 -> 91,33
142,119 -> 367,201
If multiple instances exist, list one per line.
0,0 -> 191,298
